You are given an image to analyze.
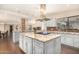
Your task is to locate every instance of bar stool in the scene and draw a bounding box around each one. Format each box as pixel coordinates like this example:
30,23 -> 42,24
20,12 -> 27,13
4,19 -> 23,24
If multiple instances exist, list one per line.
2,33 -> 5,39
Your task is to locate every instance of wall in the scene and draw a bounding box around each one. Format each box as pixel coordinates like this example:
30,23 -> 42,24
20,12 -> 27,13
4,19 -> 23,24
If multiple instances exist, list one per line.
0,23 -> 10,32
52,10 -> 79,29
0,23 -> 5,32
52,10 -> 79,18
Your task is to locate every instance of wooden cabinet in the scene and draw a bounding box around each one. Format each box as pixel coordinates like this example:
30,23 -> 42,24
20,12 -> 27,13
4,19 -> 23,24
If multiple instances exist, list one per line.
21,18 -> 26,32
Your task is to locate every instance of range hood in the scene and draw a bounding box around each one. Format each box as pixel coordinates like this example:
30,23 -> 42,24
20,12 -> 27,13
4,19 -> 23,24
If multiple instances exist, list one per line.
36,4 -> 50,21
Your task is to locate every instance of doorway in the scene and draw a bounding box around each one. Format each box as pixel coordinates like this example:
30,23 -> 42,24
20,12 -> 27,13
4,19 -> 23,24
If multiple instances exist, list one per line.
9,25 -> 13,38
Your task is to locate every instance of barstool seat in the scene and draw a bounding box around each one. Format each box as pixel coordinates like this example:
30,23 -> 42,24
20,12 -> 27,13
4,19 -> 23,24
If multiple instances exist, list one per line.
0,31 -> 1,39
0,31 -> 8,39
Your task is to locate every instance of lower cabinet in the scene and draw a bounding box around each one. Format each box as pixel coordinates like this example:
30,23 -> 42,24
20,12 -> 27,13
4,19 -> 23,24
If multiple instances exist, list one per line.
19,33 -> 25,51
55,37 -> 61,53
13,32 -> 20,43
61,34 -> 66,44
73,35 -> 79,48
19,35 -> 61,54
33,39 -> 44,54
33,45 -> 43,54
64,34 -> 73,46
61,33 -> 73,46
23,37 -> 32,53
32,37 -> 61,54
61,33 -> 79,48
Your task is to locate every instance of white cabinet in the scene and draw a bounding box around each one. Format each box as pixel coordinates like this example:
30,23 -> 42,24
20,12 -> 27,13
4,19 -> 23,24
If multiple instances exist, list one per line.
45,37 -> 61,54
60,33 -> 74,46
55,37 -> 61,53
33,37 -> 61,54
19,35 -> 32,53
73,35 -> 79,48
19,33 -> 24,50
33,39 -> 44,54
24,37 -> 32,53
33,45 -> 43,54
19,34 -> 61,54
64,34 -> 73,46
45,39 -> 56,54
13,32 -> 20,43
61,34 -> 66,44
60,32 -> 79,48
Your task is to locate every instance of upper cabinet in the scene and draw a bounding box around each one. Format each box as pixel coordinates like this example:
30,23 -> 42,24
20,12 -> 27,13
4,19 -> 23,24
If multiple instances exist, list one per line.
69,16 -> 79,22
57,15 -> 79,30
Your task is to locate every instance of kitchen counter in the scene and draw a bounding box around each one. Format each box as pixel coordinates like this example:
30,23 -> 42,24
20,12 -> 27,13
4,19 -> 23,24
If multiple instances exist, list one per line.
23,32 -> 60,42
19,32 -> 61,54
48,31 -> 79,35
48,28 -> 79,33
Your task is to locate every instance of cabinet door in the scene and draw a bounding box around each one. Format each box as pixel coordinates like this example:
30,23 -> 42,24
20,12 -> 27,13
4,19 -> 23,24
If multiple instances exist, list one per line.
33,39 -> 44,54
55,37 -> 61,53
45,39 -> 56,54
13,32 -> 20,43
33,45 -> 43,54
64,34 -> 73,46
61,34 -> 66,44
24,37 -> 32,54
19,33 -> 24,50
73,35 -> 79,48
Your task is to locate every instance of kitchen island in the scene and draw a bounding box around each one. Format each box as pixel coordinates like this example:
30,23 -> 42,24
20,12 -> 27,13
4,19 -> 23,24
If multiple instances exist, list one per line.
19,32 -> 61,54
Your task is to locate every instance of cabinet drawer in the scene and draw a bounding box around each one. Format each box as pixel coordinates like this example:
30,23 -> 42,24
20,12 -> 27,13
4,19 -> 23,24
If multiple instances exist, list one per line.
33,39 -> 44,48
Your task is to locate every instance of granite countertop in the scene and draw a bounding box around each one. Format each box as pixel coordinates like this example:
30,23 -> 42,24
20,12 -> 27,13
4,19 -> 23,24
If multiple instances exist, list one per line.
23,32 -> 60,42
48,31 -> 79,35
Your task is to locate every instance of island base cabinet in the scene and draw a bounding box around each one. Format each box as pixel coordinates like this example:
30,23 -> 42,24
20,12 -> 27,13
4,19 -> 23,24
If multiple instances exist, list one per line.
33,45 -> 44,54
19,34 -> 33,54
55,37 -> 61,53
45,37 -> 61,54
44,40 -> 56,54
23,37 -> 32,54
19,33 -> 61,54
33,39 -> 44,54
33,37 -> 61,54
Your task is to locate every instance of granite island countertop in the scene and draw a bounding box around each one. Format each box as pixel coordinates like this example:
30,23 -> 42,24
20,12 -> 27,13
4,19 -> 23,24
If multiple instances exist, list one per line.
22,32 -> 60,42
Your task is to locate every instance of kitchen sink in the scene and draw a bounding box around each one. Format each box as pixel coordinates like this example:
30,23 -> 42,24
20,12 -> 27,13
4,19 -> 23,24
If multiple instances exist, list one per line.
36,32 -> 50,35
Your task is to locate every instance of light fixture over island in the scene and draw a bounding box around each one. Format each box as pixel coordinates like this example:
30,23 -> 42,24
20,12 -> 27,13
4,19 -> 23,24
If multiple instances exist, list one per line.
13,4 -> 61,54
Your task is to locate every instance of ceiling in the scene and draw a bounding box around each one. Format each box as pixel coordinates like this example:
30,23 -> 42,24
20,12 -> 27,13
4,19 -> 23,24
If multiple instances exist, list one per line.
0,4 -> 79,23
